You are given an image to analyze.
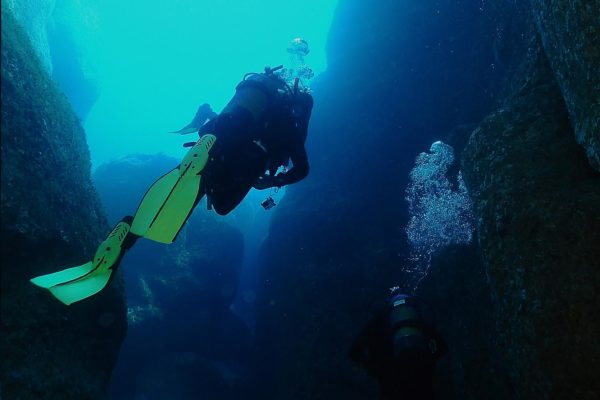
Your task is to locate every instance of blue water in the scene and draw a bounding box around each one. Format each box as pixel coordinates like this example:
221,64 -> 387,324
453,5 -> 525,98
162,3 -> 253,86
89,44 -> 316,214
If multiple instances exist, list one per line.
83,0 -> 337,167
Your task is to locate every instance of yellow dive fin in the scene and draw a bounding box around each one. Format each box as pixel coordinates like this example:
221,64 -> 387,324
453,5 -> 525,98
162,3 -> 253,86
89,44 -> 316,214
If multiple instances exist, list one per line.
130,134 -> 216,244
30,220 -> 131,305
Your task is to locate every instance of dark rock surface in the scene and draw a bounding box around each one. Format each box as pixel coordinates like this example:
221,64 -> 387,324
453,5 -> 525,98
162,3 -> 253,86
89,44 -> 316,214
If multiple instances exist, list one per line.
461,34 -> 600,399
531,0 -> 600,171
1,8 -> 126,399
416,244 -> 513,400
92,155 -> 253,399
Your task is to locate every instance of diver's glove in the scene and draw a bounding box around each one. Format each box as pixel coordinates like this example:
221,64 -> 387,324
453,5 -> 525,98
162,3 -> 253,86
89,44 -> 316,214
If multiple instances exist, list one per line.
253,174 -> 284,190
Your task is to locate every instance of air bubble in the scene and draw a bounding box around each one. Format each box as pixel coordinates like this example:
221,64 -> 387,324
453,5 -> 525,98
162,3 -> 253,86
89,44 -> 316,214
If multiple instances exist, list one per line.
405,141 -> 475,288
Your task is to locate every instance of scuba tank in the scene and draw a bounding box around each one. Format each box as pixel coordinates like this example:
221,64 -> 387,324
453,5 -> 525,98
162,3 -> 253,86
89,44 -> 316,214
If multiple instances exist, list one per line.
222,65 -> 294,127
388,293 -> 430,359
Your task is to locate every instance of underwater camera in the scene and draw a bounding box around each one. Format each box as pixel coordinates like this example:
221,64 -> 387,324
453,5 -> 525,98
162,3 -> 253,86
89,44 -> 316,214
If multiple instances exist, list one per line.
261,196 -> 276,210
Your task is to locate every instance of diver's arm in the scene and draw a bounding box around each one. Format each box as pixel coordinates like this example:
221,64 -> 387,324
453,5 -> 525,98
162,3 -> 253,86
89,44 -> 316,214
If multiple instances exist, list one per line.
433,330 -> 448,358
349,317 -> 377,369
254,125 -> 310,189
423,324 -> 448,359
349,310 -> 386,372
274,143 -> 309,186
293,92 -> 313,142
272,93 -> 313,186
349,329 -> 370,367
252,147 -> 308,189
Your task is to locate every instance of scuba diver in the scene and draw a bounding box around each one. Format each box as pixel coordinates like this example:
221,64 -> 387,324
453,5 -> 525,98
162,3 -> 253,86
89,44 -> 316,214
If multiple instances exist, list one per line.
31,39 -> 315,306
349,288 -> 447,400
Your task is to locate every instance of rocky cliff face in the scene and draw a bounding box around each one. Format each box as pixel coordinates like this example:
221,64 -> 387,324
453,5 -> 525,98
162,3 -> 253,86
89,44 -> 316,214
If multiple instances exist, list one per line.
3,0 -> 55,73
1,8 -> 126,399
531,0 -> 600,171
461,30 -> 600,400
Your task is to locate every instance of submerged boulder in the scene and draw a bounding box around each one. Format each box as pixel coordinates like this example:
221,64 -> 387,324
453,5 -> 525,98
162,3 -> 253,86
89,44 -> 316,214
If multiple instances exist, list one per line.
1,8 -> 126,399
461,34 -> 600,399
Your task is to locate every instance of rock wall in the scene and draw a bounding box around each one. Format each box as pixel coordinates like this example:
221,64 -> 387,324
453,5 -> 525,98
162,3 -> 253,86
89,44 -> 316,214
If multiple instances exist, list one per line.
416,244 -> 514,400
1,7 -> 126,399
3,0 -> 56,73
531,0 -> 600,171
5,0 -> 100,119
461,31 -> 600,399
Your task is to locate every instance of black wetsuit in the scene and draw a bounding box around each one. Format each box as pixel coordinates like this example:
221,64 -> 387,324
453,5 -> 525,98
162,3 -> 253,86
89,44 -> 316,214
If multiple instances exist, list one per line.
199,73 -> 313,215
349,307 -> 447,400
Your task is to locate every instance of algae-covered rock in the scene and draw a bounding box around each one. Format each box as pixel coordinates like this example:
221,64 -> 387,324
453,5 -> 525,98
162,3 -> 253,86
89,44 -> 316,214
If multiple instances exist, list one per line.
461,35 -> 600,399
1,8 -> 126,399
531,0 -> 600,171
3,0 -> 56,73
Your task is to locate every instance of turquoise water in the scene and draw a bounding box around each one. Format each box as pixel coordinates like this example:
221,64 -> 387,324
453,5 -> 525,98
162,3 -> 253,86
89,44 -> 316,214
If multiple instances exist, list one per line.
85,0 -> 338,167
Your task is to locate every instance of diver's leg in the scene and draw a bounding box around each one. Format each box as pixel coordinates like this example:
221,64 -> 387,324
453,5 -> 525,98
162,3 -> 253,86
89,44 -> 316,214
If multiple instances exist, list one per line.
209,143 -> 267,215
211,183 -> 253,215
130,134 -> 216,243
30,135 -> 217,304
30,216 -> 137,305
